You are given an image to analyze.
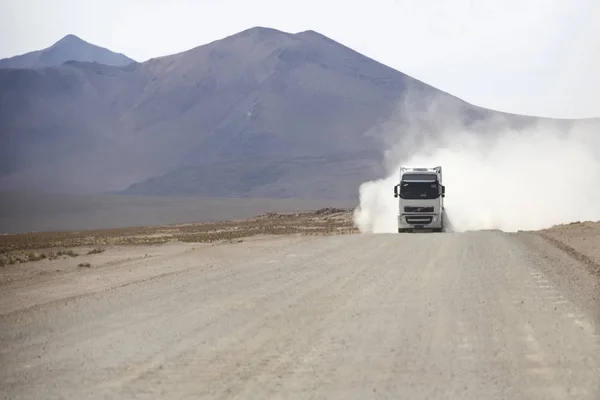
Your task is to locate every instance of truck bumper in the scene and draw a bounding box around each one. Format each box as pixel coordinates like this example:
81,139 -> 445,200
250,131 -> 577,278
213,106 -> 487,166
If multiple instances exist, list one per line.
398,213 -> 443,232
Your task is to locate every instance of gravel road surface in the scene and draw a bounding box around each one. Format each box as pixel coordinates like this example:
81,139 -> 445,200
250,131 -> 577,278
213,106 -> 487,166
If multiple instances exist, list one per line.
1,232 -> 599,399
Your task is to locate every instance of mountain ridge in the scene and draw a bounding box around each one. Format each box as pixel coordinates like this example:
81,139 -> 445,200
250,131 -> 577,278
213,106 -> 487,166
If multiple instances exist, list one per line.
0,34 -> 135,69
0,27 -> 591,200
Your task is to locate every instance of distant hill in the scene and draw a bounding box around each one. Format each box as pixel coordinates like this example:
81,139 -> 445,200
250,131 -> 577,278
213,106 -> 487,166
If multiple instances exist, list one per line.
0,27 -> 577,200
0,34 -> 135,69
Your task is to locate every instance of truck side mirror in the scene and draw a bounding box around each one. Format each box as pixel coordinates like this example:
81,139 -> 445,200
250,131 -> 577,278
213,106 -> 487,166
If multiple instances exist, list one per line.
394,184 -> 399,198
441,185 -> 445,197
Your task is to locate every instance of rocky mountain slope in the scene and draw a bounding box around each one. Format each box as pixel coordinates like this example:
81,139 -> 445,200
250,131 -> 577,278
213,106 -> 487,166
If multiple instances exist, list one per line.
0,27 -> 572,199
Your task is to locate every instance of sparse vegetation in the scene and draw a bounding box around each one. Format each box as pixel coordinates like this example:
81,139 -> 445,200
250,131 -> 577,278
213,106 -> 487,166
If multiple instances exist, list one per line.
0,248 -> 80,267
0,208 -> 359,266
87,248 -> 106,255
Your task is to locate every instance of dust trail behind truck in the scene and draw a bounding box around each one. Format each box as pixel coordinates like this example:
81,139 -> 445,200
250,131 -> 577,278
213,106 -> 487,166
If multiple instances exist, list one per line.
393,166 -> 447,233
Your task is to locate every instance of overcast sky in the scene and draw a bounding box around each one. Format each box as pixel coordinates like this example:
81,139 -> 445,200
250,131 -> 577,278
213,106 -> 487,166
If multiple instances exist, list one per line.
1,0 -> 598,118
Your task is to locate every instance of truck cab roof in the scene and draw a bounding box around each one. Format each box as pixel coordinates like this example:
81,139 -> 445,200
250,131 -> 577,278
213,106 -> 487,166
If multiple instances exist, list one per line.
402,173 -> 437,182
400,166 -> 442,183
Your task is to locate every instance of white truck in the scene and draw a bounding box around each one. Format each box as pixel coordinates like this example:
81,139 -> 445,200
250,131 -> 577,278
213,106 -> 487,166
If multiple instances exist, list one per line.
393,166 -> 445,233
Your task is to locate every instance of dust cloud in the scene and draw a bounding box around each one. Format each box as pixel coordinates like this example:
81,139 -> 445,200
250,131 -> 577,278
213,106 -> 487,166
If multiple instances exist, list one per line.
354,92 -> 600,233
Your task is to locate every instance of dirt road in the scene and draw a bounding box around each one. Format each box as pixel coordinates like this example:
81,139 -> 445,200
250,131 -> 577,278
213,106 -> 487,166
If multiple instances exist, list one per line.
1,231 -> 599,399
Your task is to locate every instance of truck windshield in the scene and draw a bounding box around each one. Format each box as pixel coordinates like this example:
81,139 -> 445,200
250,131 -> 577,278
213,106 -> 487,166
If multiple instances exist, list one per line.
400,181 -> 440,199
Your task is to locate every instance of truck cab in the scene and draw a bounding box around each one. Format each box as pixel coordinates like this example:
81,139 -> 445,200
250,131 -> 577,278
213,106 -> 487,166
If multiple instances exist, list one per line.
393,166 -> 445,233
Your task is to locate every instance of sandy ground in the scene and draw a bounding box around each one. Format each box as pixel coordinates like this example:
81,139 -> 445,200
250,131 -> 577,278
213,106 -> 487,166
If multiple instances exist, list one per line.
536,221 -> 600,276
0,208 -> 357,265
1,214 -> 599,399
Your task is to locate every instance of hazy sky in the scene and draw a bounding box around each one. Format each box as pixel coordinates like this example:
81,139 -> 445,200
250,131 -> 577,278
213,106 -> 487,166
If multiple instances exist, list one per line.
1,0 -> 599,118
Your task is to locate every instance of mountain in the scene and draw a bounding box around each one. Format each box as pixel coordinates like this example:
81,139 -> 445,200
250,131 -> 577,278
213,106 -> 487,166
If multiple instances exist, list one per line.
0,34 -> 135,69
0,27 -> 573,200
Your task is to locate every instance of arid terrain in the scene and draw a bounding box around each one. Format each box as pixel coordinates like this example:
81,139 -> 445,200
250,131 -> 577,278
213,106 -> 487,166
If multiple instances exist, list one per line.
1,210 -> 599,399
2,208 -> 598,278
535,220 -> 600,276
3,12 -> 599,399
0,207 -> 356,262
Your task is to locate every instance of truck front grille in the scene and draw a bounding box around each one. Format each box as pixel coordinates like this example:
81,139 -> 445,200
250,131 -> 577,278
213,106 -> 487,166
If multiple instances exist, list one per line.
405,216 -> 433,225
404,206 -> 434,213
